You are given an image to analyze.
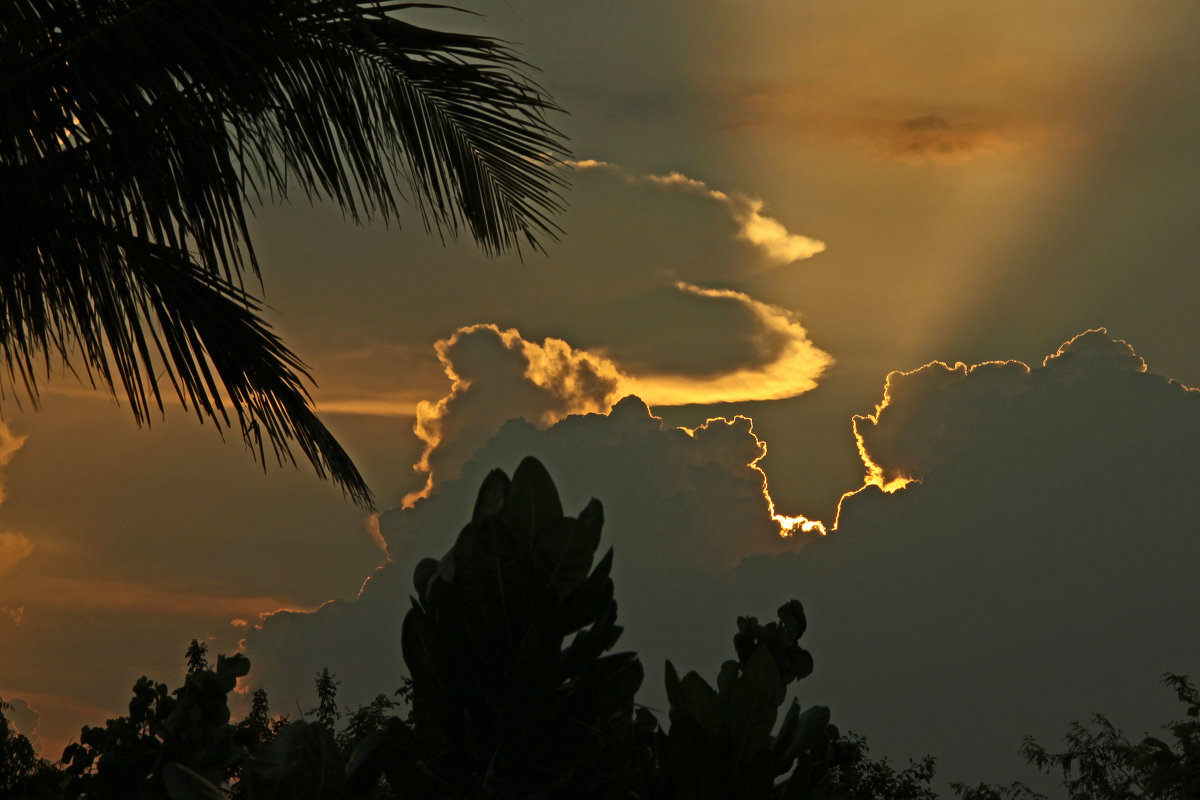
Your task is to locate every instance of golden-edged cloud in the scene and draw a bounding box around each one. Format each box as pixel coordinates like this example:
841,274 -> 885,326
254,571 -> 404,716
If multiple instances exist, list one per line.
401,285 -> 831,501
403,324 -> 625,506
568,159 -> 826,264
680,414 -> 827,536
243,327 -> 1200,756
0,421 -> 26,504
830,328 -> 1192,530
626,283 -> 832,406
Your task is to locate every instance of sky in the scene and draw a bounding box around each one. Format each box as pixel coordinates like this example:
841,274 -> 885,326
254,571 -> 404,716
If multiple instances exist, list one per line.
3,0 -> 1200,790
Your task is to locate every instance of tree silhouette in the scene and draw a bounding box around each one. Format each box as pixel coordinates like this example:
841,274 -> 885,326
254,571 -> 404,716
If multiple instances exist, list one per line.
1,700 -> 60,799
386,457 -> 646,798
30,459 -> 1199,798
1017,673 -> 1200,799
185,640 -> 209,676
0,0 -> 567,507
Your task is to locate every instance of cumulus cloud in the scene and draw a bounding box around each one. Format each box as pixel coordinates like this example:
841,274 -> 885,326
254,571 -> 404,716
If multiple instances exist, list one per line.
403,324 -> 625,506
244,328 -> 1200,790
245,394 -> 814,708
743,328 -> 1200,785
0,422 -> 25,497
568,159 -> 826,264
403,296 -> 830,503
832,328 -> 1166,526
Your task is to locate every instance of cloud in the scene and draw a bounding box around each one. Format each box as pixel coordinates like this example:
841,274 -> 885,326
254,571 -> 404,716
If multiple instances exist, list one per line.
263,161 -> 834,425
0,422 -> 25,491
861,114 -> 1028,164
831,328 -> 1169,526
403,294 -> 830,502
244,329 -> 1200,791
750,328 -> 1200,786
626,283 -> 832,406
568,159 -> 826,264
0,532 -> 34,574
0,688 -> 117,760
403,324 -> 626,505
725,101 -> 1036,165
0,695 -> 41,751
244,394 -> 816,709
17,577 -> 309,619
0,422 -> 31,574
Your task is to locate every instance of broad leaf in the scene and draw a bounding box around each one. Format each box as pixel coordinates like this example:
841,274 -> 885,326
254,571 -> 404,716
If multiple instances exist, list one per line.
503,456 -> 564,543
723,647 -> 782,781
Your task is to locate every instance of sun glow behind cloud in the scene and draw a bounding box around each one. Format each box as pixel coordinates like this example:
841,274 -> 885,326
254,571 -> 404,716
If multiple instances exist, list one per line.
679,415 -> 828,536
824,329 -> 1170,530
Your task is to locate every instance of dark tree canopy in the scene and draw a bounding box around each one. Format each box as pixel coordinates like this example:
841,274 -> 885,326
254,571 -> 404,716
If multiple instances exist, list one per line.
0,0 -> 568,507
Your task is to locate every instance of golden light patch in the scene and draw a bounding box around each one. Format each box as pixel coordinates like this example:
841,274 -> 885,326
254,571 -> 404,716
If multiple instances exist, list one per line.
0,532 -> 34,574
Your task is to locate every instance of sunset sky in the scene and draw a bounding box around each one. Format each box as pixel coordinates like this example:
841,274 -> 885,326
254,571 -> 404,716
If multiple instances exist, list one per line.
3,0 -> 1200,789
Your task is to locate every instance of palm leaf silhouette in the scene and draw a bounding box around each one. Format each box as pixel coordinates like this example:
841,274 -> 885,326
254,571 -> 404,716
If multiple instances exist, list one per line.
0,0 -> 568,507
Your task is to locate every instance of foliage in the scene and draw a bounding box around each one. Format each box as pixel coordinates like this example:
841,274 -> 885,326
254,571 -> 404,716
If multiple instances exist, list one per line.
60,676 -> 177,799
384,456 -> 645,798
1,700 -> 61,799
820,732 -> 940,800
656,600 -> 850,799
312,669 -> 340,731
0,0 -> 569,506
185,640 -> 210,676
335,683 -> 412,761
1017,673 -> 1200,799
234,689 -> 275,755
49,640 -> 408,800
13,459 -> 1200,799
60,648 -> 250,799
950,781 -> 1046,800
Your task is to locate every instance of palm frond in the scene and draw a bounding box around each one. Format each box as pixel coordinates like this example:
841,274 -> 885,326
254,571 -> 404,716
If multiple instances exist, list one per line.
0,0 -> 570,507
0,190 -> 373,506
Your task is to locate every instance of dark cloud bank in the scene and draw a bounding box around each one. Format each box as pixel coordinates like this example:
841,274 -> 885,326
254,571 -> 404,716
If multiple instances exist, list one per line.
245,329 -> 1200,788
